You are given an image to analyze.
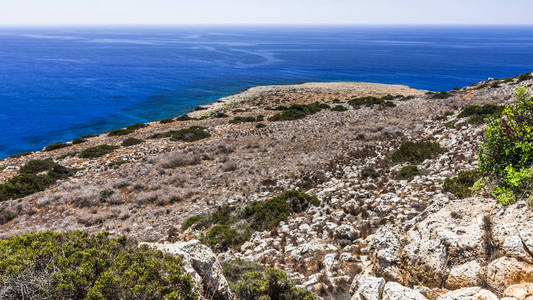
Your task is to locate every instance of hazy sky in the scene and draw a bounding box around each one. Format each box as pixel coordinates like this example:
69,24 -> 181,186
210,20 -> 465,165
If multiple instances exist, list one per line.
1,0 -> 532,25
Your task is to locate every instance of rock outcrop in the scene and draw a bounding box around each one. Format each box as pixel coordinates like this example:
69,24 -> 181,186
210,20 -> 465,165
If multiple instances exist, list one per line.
144,240 -> 233,300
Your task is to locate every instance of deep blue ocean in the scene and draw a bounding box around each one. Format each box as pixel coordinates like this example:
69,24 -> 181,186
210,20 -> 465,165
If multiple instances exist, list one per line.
1,26 -> 533,158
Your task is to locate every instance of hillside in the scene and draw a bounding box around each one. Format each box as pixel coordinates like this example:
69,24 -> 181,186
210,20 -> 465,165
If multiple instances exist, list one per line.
1,73 -> 533,299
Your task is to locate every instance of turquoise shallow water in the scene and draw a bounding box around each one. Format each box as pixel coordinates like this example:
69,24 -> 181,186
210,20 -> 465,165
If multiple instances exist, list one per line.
1,25 -> 533,158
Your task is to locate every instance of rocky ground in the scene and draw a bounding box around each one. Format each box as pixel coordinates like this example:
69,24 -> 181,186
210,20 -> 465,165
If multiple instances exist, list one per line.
1,74 -> 533,299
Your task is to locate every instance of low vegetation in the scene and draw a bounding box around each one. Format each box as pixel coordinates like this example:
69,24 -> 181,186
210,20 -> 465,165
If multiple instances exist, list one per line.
0,160 -> 74,201
478,87 -> 533,205
121,137 -> 144,147
223,260 -> 317,300
150,126 -> 211,142
391,141 -> 446,164
458,104 -> 504,124
79,144 -> 120,158
0,231 -> 197,299
229,115 -> 263,124
360,167 -> 378,179
108,123 -> 148,136
44,142 -> 69,152
443,170 -> 482,199
184,191 -> 319,251
429,91 -> 452,99
268,102 -> 330,122
348,96 -> 395,109
160,118 -> 175,124
397,165 -> 420,180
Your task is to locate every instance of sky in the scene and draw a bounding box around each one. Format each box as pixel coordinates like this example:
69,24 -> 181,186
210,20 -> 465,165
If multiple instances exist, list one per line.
0,0 -> 532,26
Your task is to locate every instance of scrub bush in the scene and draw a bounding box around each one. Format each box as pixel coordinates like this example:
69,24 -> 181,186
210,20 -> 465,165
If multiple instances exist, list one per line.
478,87 -> 533,204
443,170 -> 482,199
397,165 -> 420,180
121,137 -> 144,147
392,141 -> 446,164
0,231 -> 197,299
44,142 -> 69,152
79,145 -> 119,158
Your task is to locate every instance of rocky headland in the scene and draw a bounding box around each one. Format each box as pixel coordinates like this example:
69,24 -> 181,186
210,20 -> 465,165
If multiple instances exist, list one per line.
1,73 -> 533,299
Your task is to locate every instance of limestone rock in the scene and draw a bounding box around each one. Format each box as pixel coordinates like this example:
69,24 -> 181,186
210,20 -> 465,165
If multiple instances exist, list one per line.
504,283 -> 533,299
503,235 -> 533,264
350,275 -> 385,300
486,257 -> 533,293
144,240 -> 233,300
445,261 -> 483,289
436,287 -> 498,300
382,281 -> 427,300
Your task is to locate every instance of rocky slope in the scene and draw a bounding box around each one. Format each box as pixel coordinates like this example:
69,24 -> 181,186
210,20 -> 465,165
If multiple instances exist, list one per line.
1,74 -> 533,299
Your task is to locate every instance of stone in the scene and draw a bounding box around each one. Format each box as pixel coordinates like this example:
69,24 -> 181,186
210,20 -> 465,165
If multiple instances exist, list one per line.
382,281 -> 427,300
144,240 -> 233,300
504,283 -> 533,299
486,257 -> 533,293
436,287 -> 498,300
503,235 -> 533,264
350,275 -> 385,300
445,261 -> 483,289
335,224 -> 359,241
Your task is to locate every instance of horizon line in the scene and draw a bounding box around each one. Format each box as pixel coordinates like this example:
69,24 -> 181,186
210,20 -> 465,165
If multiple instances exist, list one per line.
1,23 -> 533,27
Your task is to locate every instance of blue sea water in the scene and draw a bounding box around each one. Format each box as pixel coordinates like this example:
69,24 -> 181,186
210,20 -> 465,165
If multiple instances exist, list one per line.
1,25 -> 533,158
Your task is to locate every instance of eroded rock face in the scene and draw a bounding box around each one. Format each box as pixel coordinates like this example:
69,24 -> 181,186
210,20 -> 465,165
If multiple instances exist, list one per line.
436,287 -> 498,300
381,282 -> 427,300
485,257 -> 533,293
350,275 -> 385,300
445,261 -> 484,290
144,240 -> 233,300
504,283 -> 533,299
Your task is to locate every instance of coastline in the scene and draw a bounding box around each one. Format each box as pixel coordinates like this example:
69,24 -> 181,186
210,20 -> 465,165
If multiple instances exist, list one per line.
188,81 -> 427,118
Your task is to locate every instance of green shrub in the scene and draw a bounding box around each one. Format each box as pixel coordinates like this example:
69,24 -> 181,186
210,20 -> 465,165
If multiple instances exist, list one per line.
170,126 -> 211,142
430,91 -> 452,99
213,112 -> 229,118
160,118 -> 175,124
516,72 -> 533,83
0,160 -> 74,201
121,137 -> 144,147
81,134 -> 98,139
176,115 -> 194,121
19,159 -> 56,174
44,142 -> 69,152
182,215 -> 210,230
0,231 -> 198,299
444,120 -> 457,128
229,116 -> 257,124
71,137 -> 87,144
79,145 -> 119,159
229,267 -> 317,300
191,191 -> 318,251
392,141 -> 446,164
458,104 -> 504,124
397,165 -> 420,180
331,105 -> 348,112
199,225 -> 253,252
360,167 -> 378,179
7,152 -> 32,159
222,260 -> 263,283
255,123 -> 266,129
107,128 -> 131,136
478,87 -> 533,204
443,170 -> 482,199
268,102 -> 330,122
150,127 -> 210,142
99,188 -> 115,200
348,96 -> 395,109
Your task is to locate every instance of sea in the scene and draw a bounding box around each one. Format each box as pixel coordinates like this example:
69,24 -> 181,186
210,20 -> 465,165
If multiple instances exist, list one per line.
1,25 -> 533,158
